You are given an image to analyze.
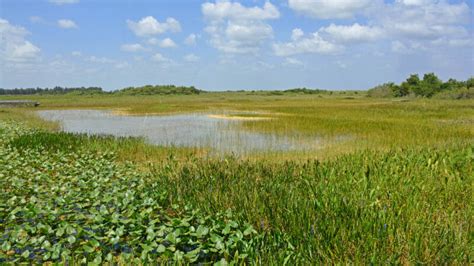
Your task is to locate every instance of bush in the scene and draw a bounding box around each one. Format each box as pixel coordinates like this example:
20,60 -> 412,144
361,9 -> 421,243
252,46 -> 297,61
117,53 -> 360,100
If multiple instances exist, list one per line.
367,83 -> 397,98
432,87 -> 474,99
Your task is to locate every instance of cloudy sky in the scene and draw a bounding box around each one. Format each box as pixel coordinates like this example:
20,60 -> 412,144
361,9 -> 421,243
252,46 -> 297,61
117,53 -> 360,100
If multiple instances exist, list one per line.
1,0 -> 473,90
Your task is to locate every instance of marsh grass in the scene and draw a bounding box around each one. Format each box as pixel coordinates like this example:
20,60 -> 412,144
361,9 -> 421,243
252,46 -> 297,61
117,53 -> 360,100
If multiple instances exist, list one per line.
150,146 -> 473,264
0,94 -> 473,263
2,93 -> 473,160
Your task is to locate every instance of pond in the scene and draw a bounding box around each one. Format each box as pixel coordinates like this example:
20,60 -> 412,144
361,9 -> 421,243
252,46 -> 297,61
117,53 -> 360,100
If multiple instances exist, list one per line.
37,110 -> 325,155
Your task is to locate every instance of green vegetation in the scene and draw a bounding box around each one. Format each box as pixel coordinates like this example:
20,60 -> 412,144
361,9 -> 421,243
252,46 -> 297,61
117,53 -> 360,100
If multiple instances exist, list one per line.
1,92 -> 472,160
116,85 -> 202,95
0,85 -> 202,96
368,73 -> 474,99
283,88 -> 327,94
0,90 -> 473,264
0,121 -> 472,264
0,87 -> 104,96
0,122 -> 257,264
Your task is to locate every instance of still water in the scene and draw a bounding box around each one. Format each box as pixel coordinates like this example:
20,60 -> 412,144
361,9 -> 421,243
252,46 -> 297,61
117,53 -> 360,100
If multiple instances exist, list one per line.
38,110 -> 323,155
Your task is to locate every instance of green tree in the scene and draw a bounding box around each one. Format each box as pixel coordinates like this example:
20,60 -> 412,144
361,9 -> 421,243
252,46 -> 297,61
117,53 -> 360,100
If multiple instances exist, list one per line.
391,83 -> 409,97
442,78 -> 464,91
401,74 -> 421,96
466,77 -> 474,88
419,73 -> 442,97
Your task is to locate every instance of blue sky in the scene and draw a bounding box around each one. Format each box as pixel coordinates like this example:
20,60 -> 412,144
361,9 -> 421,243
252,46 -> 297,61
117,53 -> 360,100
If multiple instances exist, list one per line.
1,0 -> 473,91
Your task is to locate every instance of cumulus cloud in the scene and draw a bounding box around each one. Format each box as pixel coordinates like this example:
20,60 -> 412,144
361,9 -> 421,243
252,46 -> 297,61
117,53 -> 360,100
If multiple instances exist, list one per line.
395,0 -> 432,6
158,38 -> 177,48
184,34 -> 197,45
120,43 -> 145,52
288,0 -> 373,19
202,1 -> 280,54
0,18 -> 41,62
291,28 -> 304,41
86,56 -> 115,64
147,38 -> 177,48
382,1 -> 470,41
49,0 -> 79,5
127,16 -> 181,37
284,0 -> 472,55
57,19 -> 78,29
320,23 -> 384,43
273,32 -> 341,56
202,1 -> 279,20
184,54 -> 200,62
151,53 -> 171,63
284,57 -> 303,66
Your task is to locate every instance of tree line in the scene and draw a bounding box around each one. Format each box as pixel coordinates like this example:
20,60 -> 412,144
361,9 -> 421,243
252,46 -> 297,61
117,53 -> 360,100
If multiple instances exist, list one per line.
0,85 -> 202,96
0,86 -> 103,95
116,85 -> 202,95
368,73 -> 474,99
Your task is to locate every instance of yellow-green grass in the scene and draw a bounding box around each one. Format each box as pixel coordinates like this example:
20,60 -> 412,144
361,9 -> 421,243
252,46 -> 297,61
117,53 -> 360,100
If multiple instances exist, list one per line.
1,93 -> 472,161
0,93 -> 472,264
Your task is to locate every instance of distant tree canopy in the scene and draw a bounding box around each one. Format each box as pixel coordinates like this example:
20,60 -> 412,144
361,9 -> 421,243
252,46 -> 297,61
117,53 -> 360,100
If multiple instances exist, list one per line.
368,73 -> 474,99
0,85 -> 202,96
0,86 -> 104,95
283,88 -> 327,94
115,85 -> 202,95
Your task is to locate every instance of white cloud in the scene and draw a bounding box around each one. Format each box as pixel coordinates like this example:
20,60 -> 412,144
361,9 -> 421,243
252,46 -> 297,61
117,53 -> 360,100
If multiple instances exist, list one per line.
127,16 -> 181,37
147,38 -> 159,45
284,57 -> 303,66
0,18 -> 41,62
10,42 -> 41,61
49,0 -> 79,5
288,0 -> 373,19
120,43 -> 145,52
184,54 -> 200,62
391,40 -> 409,53
57,19 -> 78,29
184,34 -> 197,45
291,28 -> 304,41
202,1 -> 280,54
71,51 -> 82,56
202,1 -> 279,21
151,53 -> 171,63
273,32 -> 341,56
396,0 -> 432,6
284,0 -> 472,55
381,1 -> 470,41
147,38 -> 177,48
158,38 -> 177,48
431,37 -> 473,48
86,56 -> 115,64
320,23 -> 384,43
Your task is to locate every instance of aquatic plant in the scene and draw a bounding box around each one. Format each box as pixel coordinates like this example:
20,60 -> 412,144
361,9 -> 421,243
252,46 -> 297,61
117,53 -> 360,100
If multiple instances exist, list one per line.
0,122 -> 257,264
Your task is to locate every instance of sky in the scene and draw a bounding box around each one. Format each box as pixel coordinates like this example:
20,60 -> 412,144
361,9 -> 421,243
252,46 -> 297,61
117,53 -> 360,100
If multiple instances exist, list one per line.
1,0 -> 473,91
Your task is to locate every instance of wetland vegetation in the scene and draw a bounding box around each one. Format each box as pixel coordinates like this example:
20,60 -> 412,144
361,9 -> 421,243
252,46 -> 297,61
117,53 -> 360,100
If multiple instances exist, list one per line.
0,83 -> 473,264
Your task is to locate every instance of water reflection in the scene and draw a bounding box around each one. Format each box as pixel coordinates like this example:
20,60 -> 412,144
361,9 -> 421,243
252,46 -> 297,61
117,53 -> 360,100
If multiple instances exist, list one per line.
38,110 -> 323,155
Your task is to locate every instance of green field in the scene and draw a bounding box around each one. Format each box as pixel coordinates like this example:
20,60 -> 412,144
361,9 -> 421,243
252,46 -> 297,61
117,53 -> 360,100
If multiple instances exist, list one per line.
0,92 -> 473,264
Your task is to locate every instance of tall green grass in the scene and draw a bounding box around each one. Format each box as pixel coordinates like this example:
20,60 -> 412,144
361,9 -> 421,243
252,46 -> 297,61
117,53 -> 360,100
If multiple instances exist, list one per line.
150,146 -> 473,263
